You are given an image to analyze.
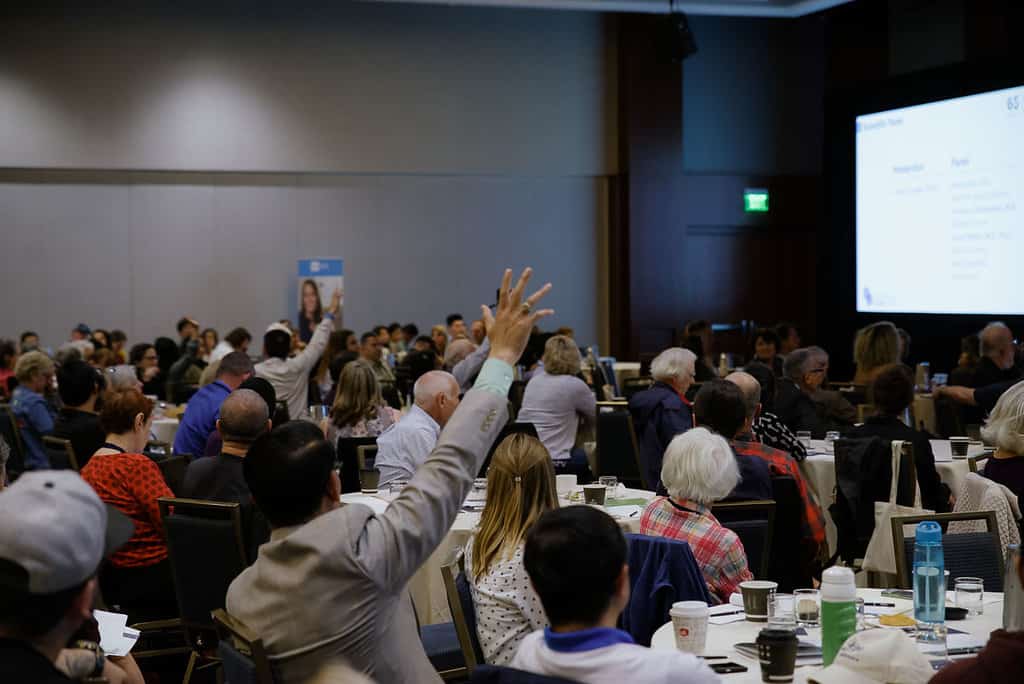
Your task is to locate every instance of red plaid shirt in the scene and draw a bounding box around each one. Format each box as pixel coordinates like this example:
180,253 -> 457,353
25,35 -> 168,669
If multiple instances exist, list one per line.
731,435 -> 826,546
640,497 -> 753,602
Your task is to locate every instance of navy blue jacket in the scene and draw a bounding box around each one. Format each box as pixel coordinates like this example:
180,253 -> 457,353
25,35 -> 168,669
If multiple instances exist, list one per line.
628,382 -> 692,492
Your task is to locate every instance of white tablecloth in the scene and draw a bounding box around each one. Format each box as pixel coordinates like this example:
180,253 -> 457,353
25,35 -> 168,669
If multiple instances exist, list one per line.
651,588 -> 1004,682
151,418 -> 180,447
341,486 -> 656,625
801,440 -> 983,555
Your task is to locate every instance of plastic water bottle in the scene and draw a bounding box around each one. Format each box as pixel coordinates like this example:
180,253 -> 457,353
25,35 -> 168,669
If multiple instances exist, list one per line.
820,566 -> 857,666
913,521 -> 945,639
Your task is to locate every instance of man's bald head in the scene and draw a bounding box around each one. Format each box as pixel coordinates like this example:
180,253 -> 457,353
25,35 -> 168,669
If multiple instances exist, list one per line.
726,371 -> 761,420
219,389 -> 271,445
413,371 -> 460,428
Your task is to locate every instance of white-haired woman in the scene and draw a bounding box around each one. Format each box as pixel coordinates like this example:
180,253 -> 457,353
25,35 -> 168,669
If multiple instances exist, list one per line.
628,347 -> 696,492
980,380 -> 1024,502
639,427 -> 753,602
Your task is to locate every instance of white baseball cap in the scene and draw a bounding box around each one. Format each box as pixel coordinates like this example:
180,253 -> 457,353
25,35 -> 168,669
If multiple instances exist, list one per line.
0,471 -> 133,594
808,629 -> 935,684
265,322 -> 294,336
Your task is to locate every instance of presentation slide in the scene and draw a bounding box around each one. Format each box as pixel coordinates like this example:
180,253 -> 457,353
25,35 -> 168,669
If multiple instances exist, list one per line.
856,84 -> 1024,314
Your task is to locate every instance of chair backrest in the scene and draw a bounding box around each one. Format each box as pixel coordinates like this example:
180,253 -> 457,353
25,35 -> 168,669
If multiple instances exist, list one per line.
42,435 -> 79,471
336,436 -> 378,494
622,376 -> 653,400
441,552 -> 484,673
0,403 -> 26,477
968,453 -> 991,474
594,408 -> 645,489
154,454 -> 191,496
212,609 -> 276,684
159,498 -> 247,641
356,444 -> 378,471
469,665 -> 583,684
891,511 -> 1004,591
508,380 -> 528,417
768,476 -> 811,591
711,500 -> 776,579
478,422 -> 539,478
831,437 -> 916,564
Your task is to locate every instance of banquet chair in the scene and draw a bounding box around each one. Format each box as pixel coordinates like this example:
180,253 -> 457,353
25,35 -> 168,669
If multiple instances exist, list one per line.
159,497 -> 248,684
155,453 -> 192,496
594,408 -> 645,490
356,444 -> 378,471
968,453 -> 991,474
337,436 -> 377,494
0,403 -> 26,478
508,380 -> 528,417
469,665 -> 582,684
622,376 -> 653,401
441,553 -> 484,674
42,435 -> 79,471
420,621 -> 467,680
830,437 -> 916,566
890,511 -> 1003,591
767,476 -> 813,592
212,609 -> 276,684
621,534 -> 711,645
711,499 -> 776,579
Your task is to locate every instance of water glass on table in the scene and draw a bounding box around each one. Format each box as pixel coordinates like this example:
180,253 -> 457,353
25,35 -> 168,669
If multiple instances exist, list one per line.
955,577 -> 984,615
794,588 -> 820,627
796,431 -> 812,450
768,593 -> 797,631
598,475 -> 618,499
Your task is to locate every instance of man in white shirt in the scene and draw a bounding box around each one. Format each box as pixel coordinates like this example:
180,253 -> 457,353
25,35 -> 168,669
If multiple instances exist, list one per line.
210,327 -> 252,364
375,370 -> 460,486
512,506 -> 719,684
255,290 -> 339,422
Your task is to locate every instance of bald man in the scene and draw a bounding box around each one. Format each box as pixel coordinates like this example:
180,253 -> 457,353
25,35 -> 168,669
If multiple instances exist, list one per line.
182,389 -> 273,558
375,371 -> 461,486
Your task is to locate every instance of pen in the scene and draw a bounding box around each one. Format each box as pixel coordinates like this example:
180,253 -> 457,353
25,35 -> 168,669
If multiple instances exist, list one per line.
629,511 -> 638,517
864,602 -> 895,607
710,610 -> 744,617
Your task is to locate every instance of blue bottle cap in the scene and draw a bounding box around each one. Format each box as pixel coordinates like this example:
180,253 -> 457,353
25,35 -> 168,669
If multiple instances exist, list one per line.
916,520 -> 941,543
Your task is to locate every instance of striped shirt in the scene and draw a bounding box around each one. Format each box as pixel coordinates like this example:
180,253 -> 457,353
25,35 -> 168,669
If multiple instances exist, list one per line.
752,411 -> 808,461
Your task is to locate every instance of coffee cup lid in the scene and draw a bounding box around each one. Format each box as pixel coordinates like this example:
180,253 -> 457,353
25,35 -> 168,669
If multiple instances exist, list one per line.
670,600 -> 708,616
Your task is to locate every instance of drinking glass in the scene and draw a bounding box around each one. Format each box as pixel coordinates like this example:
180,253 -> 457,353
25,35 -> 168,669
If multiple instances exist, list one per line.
767,593 -> 796,631
955,577 -> 984,616
794,588 -> 820,627
824,431 -> 840,449
796,431 -> 812,449
599,475 -> 618,499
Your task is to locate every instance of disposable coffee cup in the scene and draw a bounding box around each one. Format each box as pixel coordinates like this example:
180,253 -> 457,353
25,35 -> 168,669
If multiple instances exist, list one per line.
950,437 -> 970,458
556,474 -> 578,494
741,580 -> 779,623
583,484 -> 607,506
669,601 -> 708,654
756,628 -> 798,683
360,468 -> 381,494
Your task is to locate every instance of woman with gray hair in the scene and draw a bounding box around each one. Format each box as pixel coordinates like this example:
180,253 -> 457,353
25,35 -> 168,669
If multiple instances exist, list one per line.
517,335 -> 596,478
629,347 -> 696,492
980,380 -> 1024,502
639,427 -> 753,601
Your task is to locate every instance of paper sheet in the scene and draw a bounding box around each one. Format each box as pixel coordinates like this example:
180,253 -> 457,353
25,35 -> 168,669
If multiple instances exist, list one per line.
94,610 -> 140,657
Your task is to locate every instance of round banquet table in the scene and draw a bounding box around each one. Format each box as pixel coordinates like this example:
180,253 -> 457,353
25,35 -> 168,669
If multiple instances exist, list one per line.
650,588 -> 1004,682
800,439 -> 985,556
341,486 -> 656,625
151,417 -> 180,447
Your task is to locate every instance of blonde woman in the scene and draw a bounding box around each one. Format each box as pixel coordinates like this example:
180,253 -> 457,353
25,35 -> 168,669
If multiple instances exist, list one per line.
465,434 -> 558,665
516,335 -> 596,477
323,360 -> 400,443
980,380 -> 1024,503
852,321 -> 900,385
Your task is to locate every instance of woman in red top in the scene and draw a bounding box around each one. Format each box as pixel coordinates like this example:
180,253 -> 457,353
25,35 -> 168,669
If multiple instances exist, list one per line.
81,388 -> 176,623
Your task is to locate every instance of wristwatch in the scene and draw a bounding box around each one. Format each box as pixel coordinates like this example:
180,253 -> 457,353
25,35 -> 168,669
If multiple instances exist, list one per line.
72,640 -> 106,678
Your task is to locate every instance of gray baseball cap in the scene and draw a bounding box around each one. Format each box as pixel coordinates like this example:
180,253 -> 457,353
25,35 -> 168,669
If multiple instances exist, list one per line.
0,471 -> 133,594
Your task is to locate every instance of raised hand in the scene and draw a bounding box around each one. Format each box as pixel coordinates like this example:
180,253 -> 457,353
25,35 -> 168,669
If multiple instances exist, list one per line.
481,268 -> 553,366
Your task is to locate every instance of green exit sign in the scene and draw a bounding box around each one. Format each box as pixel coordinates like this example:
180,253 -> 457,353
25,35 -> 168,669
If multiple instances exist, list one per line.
744,188 -> 769,213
